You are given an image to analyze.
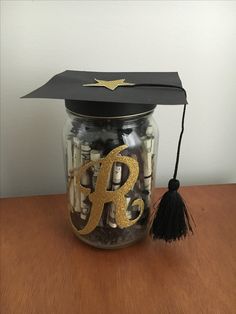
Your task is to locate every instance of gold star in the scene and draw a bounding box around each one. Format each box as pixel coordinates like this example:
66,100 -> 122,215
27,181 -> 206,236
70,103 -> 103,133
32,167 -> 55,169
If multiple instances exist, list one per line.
83,78 -> 135,91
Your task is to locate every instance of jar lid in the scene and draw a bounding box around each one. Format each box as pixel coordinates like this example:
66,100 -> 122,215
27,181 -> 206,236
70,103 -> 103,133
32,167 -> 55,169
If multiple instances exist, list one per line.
21,70 -> 187,117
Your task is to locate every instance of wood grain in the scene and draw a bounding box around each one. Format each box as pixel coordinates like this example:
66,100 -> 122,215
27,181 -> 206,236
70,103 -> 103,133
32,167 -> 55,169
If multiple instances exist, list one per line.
1,185 -> 236,314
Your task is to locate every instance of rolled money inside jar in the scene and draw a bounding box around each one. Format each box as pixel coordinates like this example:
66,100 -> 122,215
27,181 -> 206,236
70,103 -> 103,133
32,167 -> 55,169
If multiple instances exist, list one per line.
80,142 -> 91,165
142,125 -> 155,196
107,204 -> 117,228
143,139 -> 152,192
80,142 -> 91,220
126,189 -> 142,220
107,162 -> 122,228
126,196 -> 132,220
67,136 -> 73,177
73,137 -> 81,213
67,136 -> 74,211
90,150 -> 101,188
113,163 -> 122,187
147,125 -> 156,174
90,149 -> 104,226
146,125 -> 154,138
73,137 -> 81,169
145,125 -> 155,153
80,193 -> 90,220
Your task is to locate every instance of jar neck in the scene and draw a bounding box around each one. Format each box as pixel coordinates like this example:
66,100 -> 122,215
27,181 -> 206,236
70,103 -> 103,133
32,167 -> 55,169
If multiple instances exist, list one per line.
66,110 -> 154,129
66,109 -> 154,121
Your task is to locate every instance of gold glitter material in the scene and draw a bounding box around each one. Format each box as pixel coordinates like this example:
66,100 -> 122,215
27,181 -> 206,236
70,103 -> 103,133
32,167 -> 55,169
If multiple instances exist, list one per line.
83,79 -> 135,91
69,144 -> 144,235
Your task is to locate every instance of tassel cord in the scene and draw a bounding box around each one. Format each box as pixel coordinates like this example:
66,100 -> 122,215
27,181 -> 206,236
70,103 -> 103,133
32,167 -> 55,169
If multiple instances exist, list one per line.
172,104 -> 196,228
173,104 -> 186,180
128,83 -> 187,97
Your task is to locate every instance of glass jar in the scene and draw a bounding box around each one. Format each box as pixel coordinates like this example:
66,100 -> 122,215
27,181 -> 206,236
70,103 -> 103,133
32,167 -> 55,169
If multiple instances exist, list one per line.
63,110 -> 158,249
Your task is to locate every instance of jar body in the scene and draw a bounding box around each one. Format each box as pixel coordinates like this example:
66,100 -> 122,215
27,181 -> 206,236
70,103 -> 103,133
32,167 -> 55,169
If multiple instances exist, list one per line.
63,111 -> 158,249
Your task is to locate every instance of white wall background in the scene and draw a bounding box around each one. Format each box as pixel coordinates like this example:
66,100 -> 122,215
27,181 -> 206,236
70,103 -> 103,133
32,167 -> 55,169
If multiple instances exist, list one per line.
1,0 -> 236,197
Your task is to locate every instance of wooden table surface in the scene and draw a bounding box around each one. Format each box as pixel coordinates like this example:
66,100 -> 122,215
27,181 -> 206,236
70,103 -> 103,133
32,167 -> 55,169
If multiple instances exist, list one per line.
1,184 -> 236,314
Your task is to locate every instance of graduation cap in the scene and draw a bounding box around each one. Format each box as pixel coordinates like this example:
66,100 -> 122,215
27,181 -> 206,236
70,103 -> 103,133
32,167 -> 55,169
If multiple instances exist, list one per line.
22,70 -> 193,242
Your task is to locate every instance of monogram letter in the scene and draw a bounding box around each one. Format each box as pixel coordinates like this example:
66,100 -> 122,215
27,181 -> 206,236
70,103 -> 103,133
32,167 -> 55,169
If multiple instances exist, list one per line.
70,145 -> 144,235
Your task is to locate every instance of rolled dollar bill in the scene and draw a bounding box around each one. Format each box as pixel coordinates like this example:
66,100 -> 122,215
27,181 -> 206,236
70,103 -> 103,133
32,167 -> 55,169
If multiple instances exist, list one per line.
80,141 -> 91,220
67,136 -> 73,177
73,137 -> 81,213
67,136 -> 74,211
73,137 -> 81,169
80,193 -> 90,220
146,125 -> 154,138
108,204 -> 117,228
90,150 -> 101,188
142,125 -> 155,197
80,142 -> 91,165
126,196 -> 132,219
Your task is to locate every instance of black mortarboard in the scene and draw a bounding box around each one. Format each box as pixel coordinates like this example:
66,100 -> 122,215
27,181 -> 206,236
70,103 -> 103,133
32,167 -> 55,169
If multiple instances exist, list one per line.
22,70 -> 187,117
22,70 -> 193,242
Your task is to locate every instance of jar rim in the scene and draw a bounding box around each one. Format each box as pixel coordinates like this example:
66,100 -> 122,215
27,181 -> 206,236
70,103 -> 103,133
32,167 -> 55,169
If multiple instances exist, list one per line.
66,108 -> 154,120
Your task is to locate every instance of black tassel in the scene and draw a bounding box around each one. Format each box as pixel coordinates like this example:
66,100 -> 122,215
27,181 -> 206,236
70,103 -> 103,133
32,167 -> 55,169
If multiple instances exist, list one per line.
150,178 -> 193,241
150,104 -> 194,242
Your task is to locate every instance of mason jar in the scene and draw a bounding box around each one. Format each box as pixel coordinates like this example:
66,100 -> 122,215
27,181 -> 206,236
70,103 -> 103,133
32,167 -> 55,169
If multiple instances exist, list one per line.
63,104 -> 158,249
22,70 -> 188,245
